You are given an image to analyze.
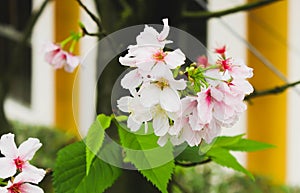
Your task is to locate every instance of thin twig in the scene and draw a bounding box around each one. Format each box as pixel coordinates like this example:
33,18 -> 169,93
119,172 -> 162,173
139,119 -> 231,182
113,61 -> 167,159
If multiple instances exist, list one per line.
22,0 -> 51,42
80,24 -> 103,38
245,80 -> 300,101
76,0 -> 106,35
175,158 -> 212,167
182,0 -> 280,19
46,168 -> 53,176
0,24 -> 24,43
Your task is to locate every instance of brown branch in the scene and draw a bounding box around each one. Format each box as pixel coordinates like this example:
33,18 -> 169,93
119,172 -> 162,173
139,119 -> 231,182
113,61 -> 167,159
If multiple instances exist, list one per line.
182,0 -> 280,19
79,23 -> 104,38
245,80 -> 300,101
175,158 -> 212,167
0,24 -> 24,43
76,0 -> 106,36
22,0 -> 51,42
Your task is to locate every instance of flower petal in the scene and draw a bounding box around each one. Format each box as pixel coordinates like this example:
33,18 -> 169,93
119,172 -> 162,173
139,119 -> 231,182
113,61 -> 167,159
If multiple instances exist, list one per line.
136,25 -> 160,47
43,42 -> 60,52
119,54 -> 136,67
157,135 -> 169,147
20,183 -> 44,193
121,69 -> 143,90
164,49 -> 186,69
0,133 -> 18,158
153,113 -> 169,136
18,138 -> 42,161
14,165 -> 45,184
65,53 -> 80,73
117,96 -> 132,113
51,51 -> 66,69
211,87 -> 223,102
158,18 -> 170,41
182,125 -> 202,146
127,115 -> 142,132
0,187 -> 7,193
150,63 -> 173,79
169,78 -> 186,91
202,120 -> 221,143
160,88 -> 180,112
0,157 -> 16,178
140,84 -> 160,108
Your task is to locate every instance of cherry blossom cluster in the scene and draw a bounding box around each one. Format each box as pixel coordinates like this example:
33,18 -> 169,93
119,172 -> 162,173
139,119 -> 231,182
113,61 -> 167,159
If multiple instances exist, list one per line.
0,133 -> 45,193
117,19 -> 253,147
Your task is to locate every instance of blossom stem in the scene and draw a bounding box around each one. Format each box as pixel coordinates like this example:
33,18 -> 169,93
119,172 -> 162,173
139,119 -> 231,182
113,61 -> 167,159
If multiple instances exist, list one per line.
182,0 -> 280,19
0,179 -> 7,186
60,36 -> 73,48
203,75 -> 221,81
201,64 -> 219,72
69,40 -> 77,53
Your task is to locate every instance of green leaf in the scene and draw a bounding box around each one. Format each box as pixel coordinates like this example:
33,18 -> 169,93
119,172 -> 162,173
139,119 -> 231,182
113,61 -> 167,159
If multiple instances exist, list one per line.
118,125 -> 175,193
206,148 -> 254,180
212,134 -> 245,148
139,162 -> 175,193
224,138 -> 275,152
175,145 -> 209,163
54,141 -> 121,193
211,134 -> 275,152
86,114 -> 112,174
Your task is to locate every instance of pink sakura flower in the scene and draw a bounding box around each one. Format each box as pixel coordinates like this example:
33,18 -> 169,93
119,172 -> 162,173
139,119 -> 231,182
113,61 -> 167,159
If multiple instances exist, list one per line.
119,18 -> 186,73
171,96 -> 222,146
217,58 -> 253,80
119,46 -> 186,73
229,59 -> 253,79
0,133 -> 45,179
44,42 -> 79,73
196,55 -> 208,68
0,171 -> 45,193
196,87 -> 224,126
136,18 -> 172,48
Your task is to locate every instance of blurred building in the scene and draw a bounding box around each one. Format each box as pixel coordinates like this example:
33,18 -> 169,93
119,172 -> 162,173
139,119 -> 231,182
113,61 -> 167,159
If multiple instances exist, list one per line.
2,0 -> 300,187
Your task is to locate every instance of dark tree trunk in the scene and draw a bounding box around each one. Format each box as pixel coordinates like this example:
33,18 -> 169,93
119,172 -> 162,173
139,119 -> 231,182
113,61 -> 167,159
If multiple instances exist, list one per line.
0,81 -> 12,135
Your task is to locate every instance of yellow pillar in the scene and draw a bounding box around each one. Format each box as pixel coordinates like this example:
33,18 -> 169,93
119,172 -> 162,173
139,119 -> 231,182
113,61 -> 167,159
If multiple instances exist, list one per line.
54,0 -> 80,137
247,1 -> 287,183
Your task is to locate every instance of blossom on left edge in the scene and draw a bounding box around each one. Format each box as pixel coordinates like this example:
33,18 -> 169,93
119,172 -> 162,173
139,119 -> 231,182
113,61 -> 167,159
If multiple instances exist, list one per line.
0,170 -> 45,193
0,133 -> 45,179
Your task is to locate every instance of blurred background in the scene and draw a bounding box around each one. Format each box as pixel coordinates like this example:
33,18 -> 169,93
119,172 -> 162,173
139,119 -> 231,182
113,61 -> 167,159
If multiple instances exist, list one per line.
0,0 -> 299,192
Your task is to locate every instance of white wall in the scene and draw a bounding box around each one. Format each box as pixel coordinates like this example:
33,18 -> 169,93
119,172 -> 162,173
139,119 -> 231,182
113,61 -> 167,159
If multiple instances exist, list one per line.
77,0 -> 98,137
207,0 -> 247,166
287,0 -> 300,186
5,0 -> 54,126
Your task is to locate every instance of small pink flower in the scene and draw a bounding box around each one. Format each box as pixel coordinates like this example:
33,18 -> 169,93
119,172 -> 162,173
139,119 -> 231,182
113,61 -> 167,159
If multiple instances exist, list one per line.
0,171 -> 45,193
44,42 -> 79,73
0,133 -> 45,179
196,55 -> 208,67
214,45 -> 226,55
